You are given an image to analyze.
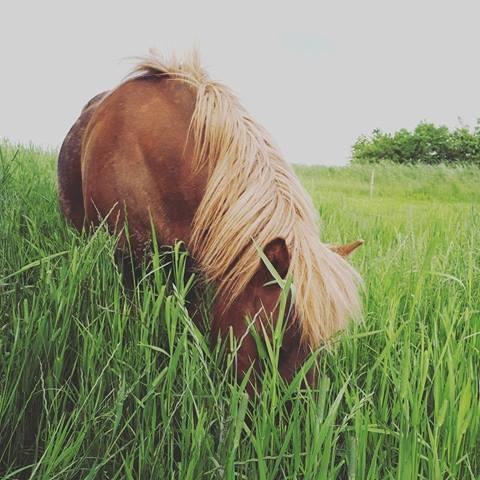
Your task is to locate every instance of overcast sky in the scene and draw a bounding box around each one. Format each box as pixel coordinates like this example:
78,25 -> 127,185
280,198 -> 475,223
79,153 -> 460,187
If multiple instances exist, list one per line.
1,0 -> 480,165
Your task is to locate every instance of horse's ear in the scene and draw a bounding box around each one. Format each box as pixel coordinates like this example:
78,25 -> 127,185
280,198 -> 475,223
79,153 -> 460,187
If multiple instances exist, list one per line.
329,239 -> 364,258
264,238 -> 290,277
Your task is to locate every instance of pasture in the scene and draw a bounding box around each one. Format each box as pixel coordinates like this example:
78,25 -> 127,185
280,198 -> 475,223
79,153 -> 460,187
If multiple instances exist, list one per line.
0,143 -> 479,479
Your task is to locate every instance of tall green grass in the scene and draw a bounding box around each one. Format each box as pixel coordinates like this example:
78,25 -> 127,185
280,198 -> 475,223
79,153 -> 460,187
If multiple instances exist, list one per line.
1,144 -> 479,479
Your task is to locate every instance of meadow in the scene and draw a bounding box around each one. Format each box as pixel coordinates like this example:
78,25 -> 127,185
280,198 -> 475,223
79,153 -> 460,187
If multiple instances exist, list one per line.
0,143 -> 479,479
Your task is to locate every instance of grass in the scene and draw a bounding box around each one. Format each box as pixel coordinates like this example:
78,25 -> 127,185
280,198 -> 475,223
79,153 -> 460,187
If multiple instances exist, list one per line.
0,143 -> 479,479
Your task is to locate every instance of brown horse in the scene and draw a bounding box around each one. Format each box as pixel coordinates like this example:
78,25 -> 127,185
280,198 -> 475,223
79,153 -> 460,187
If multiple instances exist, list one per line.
58,52 -> 362,385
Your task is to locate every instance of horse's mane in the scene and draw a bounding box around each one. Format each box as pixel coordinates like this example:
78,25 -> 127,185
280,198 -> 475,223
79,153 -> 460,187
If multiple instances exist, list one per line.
129,51 -> 362,347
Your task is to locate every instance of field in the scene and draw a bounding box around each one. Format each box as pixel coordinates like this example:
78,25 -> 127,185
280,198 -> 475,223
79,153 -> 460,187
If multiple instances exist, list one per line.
1,144 -> 479,479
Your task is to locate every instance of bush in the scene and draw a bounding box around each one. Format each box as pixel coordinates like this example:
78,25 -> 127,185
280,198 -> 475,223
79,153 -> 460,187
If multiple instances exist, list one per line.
351,121 -> 480,165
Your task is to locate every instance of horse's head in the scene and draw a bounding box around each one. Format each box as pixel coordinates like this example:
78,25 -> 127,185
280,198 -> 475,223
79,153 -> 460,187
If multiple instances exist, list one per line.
212,238 -> 363,384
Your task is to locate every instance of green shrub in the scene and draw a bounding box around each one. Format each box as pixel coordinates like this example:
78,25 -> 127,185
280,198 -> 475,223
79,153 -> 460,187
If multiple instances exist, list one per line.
352,121 -> 480,165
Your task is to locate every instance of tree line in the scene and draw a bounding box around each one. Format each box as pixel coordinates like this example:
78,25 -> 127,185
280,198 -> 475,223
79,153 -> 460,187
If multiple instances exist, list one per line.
351,121 -> 480,165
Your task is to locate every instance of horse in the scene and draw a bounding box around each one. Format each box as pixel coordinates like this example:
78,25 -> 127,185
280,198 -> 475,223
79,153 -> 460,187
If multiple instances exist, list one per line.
58,51 -> 363,387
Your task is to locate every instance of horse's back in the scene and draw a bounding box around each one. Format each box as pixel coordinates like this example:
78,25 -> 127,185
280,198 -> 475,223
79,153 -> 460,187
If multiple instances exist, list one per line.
81,76 -> 205,255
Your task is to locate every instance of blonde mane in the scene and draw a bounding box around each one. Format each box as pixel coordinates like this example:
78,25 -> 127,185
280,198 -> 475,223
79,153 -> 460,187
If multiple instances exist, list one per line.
130,51 -> 362,347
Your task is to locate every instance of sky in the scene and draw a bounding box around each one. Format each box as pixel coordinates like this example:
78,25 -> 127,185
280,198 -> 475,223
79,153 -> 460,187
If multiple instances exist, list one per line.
1,0 -> 480,165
